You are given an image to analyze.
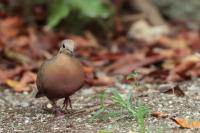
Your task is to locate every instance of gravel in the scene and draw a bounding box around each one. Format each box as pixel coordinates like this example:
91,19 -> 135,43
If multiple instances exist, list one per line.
1,79 -> 200,133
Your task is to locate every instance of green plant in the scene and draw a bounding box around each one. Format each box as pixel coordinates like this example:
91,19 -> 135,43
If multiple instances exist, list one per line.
47,0 -> 114,28
91,91 -> 120,121
126,70 -> 140,80
111,89 -> 149,133
127,70 -> 149,90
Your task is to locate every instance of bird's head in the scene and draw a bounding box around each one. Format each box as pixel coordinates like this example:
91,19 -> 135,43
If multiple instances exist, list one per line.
59,39 -> 76,56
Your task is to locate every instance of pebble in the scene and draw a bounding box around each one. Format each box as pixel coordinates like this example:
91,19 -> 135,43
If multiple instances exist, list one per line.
47,103 -> 53,109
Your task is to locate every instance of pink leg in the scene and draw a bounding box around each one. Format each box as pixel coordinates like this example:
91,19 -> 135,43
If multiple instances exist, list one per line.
50,99 -> 64,116
62,97 -> 72,110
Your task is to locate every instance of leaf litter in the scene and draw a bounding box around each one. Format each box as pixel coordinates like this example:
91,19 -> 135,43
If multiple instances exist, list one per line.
1,10 -> 200,133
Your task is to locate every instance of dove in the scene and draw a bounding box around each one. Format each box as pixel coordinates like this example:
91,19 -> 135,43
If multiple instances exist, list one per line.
36,39 -> 85,115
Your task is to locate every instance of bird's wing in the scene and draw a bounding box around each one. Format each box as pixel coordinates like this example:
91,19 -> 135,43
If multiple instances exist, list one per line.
36,60 -> 49,98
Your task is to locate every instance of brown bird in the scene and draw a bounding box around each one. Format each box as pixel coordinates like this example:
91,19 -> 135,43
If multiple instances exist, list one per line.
36,39 -> 85,115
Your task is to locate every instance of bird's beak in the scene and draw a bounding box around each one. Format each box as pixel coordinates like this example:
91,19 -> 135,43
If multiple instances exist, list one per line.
66,49 -> 74,56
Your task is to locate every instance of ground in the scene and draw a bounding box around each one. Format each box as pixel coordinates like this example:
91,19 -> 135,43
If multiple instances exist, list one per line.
1,79 -> 200,133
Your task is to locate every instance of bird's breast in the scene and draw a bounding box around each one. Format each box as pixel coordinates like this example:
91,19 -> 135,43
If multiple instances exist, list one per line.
42,55 -> 85,96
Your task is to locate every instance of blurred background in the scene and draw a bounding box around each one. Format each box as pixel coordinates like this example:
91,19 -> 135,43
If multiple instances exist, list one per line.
1,0 -> 200,92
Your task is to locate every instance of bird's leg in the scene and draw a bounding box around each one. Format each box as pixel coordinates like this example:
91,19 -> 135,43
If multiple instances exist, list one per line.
68,97 -> 72,110
50,99 -> 64,115
62,97 -> 72,111
62,98 -> 68,110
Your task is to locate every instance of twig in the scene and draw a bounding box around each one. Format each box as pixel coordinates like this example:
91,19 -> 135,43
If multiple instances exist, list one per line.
71,102 -> 116,116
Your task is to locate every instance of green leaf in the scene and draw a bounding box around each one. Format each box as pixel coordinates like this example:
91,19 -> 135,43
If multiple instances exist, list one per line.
126,70 -> 140,80
92,108 -> 105,118
127,90 -> 133,108
68,0 -> 113,18
47,0 -> 70,28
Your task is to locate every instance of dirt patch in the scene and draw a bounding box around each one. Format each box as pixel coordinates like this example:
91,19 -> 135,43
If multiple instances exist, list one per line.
1,79 -> 200,133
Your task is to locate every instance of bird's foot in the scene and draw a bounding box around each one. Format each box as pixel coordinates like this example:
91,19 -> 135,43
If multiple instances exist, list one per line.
52,106 -> 65,116
50,99 -> 65,116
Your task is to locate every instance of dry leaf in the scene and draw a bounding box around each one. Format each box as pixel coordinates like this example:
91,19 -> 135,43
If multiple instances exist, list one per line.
0,16 -> 22,40
128,20 -> 169,43
67,34 -> 99,48
158,37 -> 188,49
171,117 -> 200,128
83,66 -> 94,75
151,112 -> 168,118
167,61 -> 196,82
0,66 -> 23,84
20,71 -> 36,84
5,71 -> 36,92
111,54 -> 164,75
85,77 -> 113,86
160,85 -> 185,97
5,79 -> 30,92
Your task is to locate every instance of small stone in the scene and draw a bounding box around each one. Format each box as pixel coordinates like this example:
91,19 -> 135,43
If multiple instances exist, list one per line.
21,102 -> 29,107
24,119 -> 29,124
47,103 -> 53,109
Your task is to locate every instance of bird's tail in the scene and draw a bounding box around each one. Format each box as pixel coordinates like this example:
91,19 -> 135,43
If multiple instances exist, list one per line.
29,84 -> 44,98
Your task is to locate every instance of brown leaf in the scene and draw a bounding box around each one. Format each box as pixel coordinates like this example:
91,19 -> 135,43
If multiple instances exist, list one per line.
0,66 -> 23,84
28,27 -> 54,59
104,53 -> 141,74
157,49 -> 190,59
5,71 -> 36,92
158,36 -> 188,49
20,71 -> 36,85
109,54 -> 164,75
85,74 -> 114,86
4,48 -> 31,64
83,66 -> 94,75
160,85 -> 185,97
5,79 -> 29,92
171,117 -> 200,129
91,51 -> 125,61
151,112 -> 168,118
167,61 -> 196,82
144,69 -> 169,83
0,16 -> 22,40
67,34 -> 99,48
85,78 -> 113,86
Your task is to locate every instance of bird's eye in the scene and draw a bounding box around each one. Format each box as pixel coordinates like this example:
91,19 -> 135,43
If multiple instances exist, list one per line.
62,44 -> 65,48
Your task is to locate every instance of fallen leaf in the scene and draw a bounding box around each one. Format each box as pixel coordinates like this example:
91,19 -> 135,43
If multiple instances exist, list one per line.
5,71 -> 36,92
20,71 -> 36,85
5,79 -> 30,92
167,61 -> 196,82
0,16 -> 22,40
67,34 -> 99,48
128,20 -> 169,43
143,69 -> 169,83
83,66 -> 94,75
171,117 -> 200,129
91,51 -> 124,61
160,85 -> 185,97
0,66 -> 23,84
110,54 -> 164,75
85,76 -> 113,86
28,27 -> 54,59
158,36 -> 188,49
151,112 -> 168,118
4,48 -> 31,64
